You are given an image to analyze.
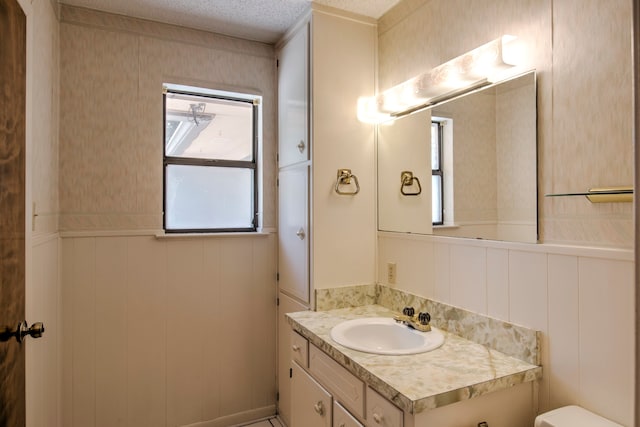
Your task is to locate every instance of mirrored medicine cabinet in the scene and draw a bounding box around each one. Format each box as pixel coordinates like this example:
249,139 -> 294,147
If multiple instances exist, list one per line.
377,71 -> 538,243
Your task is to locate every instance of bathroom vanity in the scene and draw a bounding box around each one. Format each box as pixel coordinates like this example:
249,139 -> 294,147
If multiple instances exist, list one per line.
284,286 -> 542,427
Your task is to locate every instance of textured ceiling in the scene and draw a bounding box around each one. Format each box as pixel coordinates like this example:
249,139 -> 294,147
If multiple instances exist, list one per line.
57,0 -> 400,43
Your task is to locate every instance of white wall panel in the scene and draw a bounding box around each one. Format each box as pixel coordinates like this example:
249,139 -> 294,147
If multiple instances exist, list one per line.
547,254 -> 579,409
433,242 -> 451,303
578,257 -> 634,425
125,236 -> 167,427
486,248 -> 509,321
95,238 -> 128,427
27,236 -> 61,427
61,234 -> 276,427
219,238 -> 258,416
378,233 -> 634,424
166,239 -> 206,426
202,239 -> 223,422
508,251 -> 548,331
450,245 -> 486,314
70,238 -> 97,427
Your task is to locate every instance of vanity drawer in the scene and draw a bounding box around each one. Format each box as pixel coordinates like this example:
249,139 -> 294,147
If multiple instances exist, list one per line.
309,344 -> 365,419
333,401 -> 364,427
291,330 -> 309,367
366,387 -> 403,427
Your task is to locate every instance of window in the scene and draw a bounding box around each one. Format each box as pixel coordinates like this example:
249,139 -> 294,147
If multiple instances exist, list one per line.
431,120 -> 444,225
163,84 -> 260,232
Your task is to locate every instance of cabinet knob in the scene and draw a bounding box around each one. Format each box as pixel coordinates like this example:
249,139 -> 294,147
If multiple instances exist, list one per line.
297,140 -> 306,153
296,228 -> 306,240
292,344 -> 300,352
372,412 -> 383,424
314,400 -> 325,416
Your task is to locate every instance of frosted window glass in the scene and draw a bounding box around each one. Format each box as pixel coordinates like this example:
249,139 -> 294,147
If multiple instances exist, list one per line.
165,165 -> 254,230
432,175 -> 442,224
431,122 -> 440,170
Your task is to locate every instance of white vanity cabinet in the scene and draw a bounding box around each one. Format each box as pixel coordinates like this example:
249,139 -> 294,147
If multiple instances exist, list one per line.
289,329 -> 402,427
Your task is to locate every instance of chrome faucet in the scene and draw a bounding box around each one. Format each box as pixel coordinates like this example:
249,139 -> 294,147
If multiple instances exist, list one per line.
393,306 -> 432,332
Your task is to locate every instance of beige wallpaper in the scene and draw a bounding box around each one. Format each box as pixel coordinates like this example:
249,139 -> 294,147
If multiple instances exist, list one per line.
379,0 -> 632,248
58,6 -> 277,231
31,0 -> 59,235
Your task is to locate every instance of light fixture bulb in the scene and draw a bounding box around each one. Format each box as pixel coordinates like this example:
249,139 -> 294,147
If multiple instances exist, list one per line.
358,35 -> 519,123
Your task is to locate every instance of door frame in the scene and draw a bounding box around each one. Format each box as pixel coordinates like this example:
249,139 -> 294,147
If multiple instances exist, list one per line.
15,0 -> 35,423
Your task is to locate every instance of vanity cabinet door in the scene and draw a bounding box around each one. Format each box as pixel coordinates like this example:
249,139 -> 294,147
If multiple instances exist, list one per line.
278,22 -> 309,168
292,362 -> 332,427
366,387 -> 403,427
334,401 -> 363,427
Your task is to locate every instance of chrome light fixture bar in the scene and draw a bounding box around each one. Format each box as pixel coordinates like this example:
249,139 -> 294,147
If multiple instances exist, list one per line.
358,35 -> 517,123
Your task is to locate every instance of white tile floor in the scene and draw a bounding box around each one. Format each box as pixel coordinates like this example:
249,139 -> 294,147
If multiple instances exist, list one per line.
240,417 -> 284,427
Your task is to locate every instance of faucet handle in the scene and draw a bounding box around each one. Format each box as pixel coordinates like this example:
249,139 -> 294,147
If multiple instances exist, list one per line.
417,312 -> 431,325
402,306 -> 415,317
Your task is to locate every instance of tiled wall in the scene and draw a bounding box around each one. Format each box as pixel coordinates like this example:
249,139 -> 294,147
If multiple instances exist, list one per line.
377,1 -> 634,424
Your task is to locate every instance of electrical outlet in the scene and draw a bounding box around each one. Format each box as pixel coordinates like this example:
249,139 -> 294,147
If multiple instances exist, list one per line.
387,262 -> 397,285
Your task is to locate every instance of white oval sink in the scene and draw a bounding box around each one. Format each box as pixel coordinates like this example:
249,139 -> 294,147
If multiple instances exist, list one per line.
330,317 -> 445,355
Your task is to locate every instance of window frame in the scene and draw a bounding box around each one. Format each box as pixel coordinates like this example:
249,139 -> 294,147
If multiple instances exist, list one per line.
163,86 -> 259,233
431,120 -> 444,226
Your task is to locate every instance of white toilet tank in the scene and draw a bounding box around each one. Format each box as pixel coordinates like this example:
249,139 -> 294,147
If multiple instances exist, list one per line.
535,406 -> 623,427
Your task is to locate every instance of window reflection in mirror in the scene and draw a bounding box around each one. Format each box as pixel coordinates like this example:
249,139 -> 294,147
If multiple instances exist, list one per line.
377,71 -> 538,243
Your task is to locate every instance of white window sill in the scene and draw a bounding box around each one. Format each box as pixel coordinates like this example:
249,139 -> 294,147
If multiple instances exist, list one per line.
155,229 -> 275,239
433,224 -> 460,230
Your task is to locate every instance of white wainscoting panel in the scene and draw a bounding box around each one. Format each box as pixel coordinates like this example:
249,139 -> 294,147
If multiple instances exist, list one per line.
61,234 -> 277,427
377,232 -> 634,425
27,235 -> 62,427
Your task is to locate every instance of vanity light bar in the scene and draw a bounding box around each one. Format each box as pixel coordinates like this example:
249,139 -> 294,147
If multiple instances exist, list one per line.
358,35 -> 517,123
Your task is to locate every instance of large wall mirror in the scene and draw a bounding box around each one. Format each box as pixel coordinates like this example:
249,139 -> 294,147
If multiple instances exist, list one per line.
377,71 -> 538,243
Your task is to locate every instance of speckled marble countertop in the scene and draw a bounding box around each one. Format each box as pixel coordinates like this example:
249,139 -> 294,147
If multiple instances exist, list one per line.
287,304 -> 542,415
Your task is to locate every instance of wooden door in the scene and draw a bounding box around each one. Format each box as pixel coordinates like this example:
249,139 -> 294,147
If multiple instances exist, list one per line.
0,0 -> 27,426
